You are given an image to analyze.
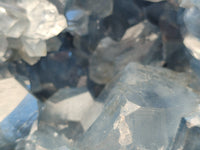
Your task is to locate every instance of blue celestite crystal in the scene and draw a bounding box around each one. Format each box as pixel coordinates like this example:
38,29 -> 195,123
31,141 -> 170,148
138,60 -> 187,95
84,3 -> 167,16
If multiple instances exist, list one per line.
0,78 -> 38,149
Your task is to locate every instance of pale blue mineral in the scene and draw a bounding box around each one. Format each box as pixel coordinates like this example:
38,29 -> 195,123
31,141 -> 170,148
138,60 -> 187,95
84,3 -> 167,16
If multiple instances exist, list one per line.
77,63 -> 199,150
0,78 -> 38,149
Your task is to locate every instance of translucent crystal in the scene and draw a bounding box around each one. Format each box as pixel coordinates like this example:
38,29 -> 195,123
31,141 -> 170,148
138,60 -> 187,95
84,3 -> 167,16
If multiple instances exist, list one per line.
89,20 -> 160,84
184,7 -> 200,39
15,125 -> 71,150
17,0 -> 67,40
64,0 -> 113,35
21,37 -> 47,57
182,6 -> 200,61
40,87 -> 103,139
184,34 -> 200,60
65,7 -> 89,35
74,0 -> 113,18
171,108 -> 200,150
17,50 -> 41,66
7,38 -> 43,65
0,0 -> 67,65
77,63 -> 199,150
0,2 -> 29,38
0,78 -> 38,149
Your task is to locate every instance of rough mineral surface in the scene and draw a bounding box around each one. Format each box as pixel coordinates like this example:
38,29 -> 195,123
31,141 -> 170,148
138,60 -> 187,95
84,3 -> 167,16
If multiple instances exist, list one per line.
89,20 -> 161,84
0,0 -> 67,65
171,109 -> 200,150
0,78 -> 38,149
77,63 -> 199,150
17,0 -> 67,40
0,2 -> 29,38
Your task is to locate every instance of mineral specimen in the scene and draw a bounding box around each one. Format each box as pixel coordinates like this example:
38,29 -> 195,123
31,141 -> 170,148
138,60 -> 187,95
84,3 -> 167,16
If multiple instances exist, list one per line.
39,87 -> 103,139
183,34 -> 200,60
0,2 -> 29,38
89,20 -> 161,84
0,0 -> 200,150
65,7 -> 89,35
18,0 -> 67,40
183,7 -> 200,61
77,63 -> 199,150
0,78 -> 38,149
0,0 -> 67,65
64,0 -> 113,35
15,125 -> 71,150
176,0 -> 200,62
171,108 -> 200,150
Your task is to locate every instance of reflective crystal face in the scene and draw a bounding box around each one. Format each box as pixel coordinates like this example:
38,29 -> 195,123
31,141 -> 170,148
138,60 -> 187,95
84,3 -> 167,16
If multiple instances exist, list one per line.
0,78 -> 38,149
39,87 -> 103,140
65,7 -> 89,35
181,1 -> 200,61
172,109 -> 200,150
77,63 -> 199,150
89,20 -> 160,84
15,125 -> 71,150
20,0 -> 67,40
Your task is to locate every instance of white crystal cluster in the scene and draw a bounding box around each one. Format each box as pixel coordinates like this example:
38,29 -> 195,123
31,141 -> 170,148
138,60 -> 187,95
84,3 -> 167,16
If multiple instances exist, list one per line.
178,0 -> 200,60
0,0 -> 67,65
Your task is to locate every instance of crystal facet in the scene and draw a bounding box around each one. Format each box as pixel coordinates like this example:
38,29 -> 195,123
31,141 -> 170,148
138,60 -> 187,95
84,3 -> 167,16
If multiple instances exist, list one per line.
40,87 -> 103,139
15,125 -> 71,150
0,78 -> 38,149
89,20 -> 160,84
77,63 -> 199,150
172,109 -> 200,150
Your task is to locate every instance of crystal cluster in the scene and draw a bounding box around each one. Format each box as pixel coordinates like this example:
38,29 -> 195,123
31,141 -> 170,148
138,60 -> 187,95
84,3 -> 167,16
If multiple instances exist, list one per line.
77,63 -> 200,150
0,0 -> 67,65
0,0 -> 200,150
89,20 -> 160,84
